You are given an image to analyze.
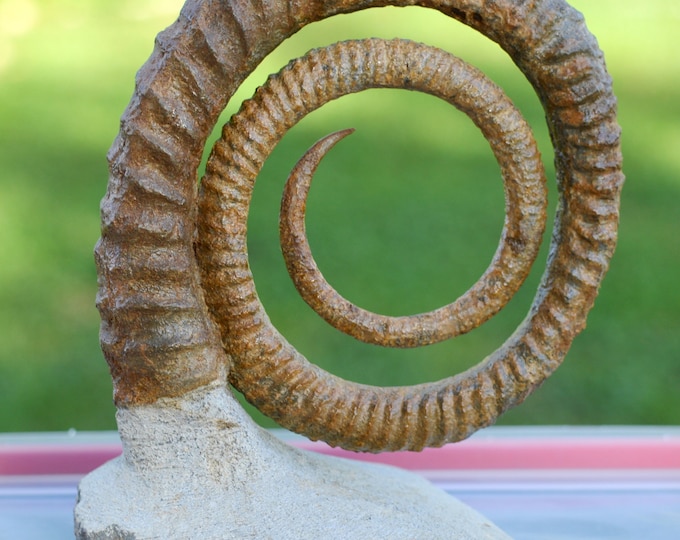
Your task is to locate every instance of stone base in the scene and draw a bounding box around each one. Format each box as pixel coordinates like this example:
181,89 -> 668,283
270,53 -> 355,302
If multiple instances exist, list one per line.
74,383 -> 511,539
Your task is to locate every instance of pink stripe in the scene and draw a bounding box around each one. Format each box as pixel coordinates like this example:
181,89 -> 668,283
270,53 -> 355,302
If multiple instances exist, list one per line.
297,438 -> 680,470
1,436 -> 679,476
0,444 -> 122,476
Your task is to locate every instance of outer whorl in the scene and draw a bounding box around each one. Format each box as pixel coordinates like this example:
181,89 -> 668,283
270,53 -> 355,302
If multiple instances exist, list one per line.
97,0 -> 624,452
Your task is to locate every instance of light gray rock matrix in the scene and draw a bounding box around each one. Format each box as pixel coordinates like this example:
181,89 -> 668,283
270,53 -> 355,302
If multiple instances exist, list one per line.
75,383 -> 511,539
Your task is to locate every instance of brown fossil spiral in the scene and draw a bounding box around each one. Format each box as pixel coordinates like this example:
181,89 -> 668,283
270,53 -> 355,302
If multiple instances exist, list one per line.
97,0 -> 623,452
275,43 -> 547,348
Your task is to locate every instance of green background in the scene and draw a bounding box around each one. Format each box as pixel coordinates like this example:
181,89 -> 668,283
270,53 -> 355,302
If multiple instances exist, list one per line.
0,0 -> 678,432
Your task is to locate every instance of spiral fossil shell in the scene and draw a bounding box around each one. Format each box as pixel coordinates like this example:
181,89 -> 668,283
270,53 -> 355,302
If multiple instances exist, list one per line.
96,0 -> 623,452
273,42 -> 548,349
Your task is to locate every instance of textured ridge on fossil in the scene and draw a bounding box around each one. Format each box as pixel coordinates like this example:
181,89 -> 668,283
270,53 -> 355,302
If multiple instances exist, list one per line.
197,38 -> 551,451
95,0 -> 623,451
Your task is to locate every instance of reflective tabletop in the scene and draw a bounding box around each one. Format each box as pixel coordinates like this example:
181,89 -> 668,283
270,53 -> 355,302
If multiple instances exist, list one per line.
2,427 -> 679,539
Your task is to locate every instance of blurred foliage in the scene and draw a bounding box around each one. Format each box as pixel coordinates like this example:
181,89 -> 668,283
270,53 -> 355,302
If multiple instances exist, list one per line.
0,0 -> 678,432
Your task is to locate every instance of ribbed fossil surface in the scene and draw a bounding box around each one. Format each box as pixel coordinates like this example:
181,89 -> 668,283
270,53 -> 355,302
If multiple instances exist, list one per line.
96,0 -> 624,452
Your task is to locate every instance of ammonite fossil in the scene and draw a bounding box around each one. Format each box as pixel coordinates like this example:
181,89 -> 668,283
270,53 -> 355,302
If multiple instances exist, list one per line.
96,0 -> 623,452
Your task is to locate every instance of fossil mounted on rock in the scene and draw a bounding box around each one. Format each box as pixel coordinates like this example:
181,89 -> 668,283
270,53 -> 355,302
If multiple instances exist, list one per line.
75,0 -> 623,538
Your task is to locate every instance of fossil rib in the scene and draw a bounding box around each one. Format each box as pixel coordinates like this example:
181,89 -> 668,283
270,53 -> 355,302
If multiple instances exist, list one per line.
277,61 -> 547,348
97,0 -> 623,452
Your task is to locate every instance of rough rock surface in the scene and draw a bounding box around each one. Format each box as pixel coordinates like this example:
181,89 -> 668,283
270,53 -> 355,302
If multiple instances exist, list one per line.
75,383 -> 511,539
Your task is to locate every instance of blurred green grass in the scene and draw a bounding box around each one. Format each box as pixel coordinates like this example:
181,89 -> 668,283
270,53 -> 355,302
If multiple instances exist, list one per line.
0,0 -> 678,432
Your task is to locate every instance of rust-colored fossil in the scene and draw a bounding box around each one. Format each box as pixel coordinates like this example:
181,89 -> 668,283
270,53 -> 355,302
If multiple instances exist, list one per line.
96,0 -> 623,452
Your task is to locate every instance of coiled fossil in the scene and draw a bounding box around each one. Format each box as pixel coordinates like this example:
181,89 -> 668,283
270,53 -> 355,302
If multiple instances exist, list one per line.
96,0 -> 623,452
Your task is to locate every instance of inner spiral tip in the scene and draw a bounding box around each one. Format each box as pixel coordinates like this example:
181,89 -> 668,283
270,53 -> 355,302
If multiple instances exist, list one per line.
285,127 -> 356,193
318,127 -> 355,152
